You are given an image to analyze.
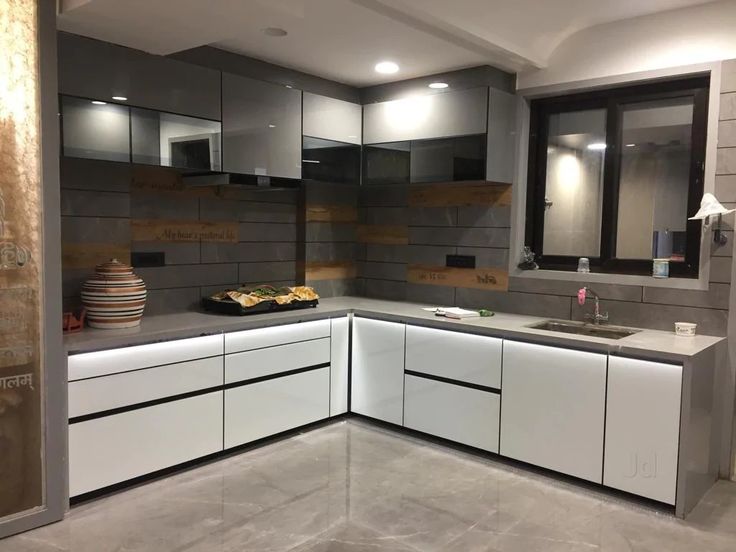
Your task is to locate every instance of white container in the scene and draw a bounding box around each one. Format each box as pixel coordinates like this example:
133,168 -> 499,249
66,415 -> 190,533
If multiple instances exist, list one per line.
675,322 -> 697,337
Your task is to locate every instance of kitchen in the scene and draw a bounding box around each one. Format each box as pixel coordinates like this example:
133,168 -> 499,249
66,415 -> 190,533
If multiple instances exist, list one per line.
2,1 -> 736,550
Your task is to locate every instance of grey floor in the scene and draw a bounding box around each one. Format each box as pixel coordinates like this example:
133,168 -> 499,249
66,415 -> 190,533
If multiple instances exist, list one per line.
2,420 -> 736,552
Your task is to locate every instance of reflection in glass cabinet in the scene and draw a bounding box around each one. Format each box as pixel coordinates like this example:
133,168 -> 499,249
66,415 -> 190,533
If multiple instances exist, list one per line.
60,95 -> 222,171
131,108 -> 221,170
302,137 -> 360,185
61,95 -> 130,163
363,134 -> 487,185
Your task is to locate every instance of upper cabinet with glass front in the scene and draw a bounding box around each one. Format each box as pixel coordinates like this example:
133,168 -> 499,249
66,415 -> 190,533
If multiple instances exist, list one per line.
525,76 -> 708,277
58,33 -> 223,170
362,86 -> 515,185
302,93 -> 362,185
222,73 -> 302,179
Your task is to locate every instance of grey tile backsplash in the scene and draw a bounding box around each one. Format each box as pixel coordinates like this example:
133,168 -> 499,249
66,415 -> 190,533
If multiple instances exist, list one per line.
60,157 -> 300,315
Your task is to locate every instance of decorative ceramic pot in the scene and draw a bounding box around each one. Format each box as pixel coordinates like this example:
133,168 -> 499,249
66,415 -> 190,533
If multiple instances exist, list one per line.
81,259 -> 146,329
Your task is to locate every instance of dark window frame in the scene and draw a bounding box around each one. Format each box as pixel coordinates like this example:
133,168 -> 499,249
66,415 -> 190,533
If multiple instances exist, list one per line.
525,75 -> 709,278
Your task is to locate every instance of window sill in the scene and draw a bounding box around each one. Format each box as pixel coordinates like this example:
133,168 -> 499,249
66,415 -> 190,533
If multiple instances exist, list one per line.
510,267 -> 708,290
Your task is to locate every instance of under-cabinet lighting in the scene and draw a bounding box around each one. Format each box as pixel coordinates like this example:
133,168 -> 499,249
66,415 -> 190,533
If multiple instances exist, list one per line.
112,96 -> 127,101
428,82 -> 448,89
302,159 -> 321,164
91,100 -> 107,105
625,143 -> 636,147
268,124 -> 276,128
587,142 -> 607,150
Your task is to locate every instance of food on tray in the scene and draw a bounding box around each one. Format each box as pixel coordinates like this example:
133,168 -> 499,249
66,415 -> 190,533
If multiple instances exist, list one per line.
208,284 -> 319,309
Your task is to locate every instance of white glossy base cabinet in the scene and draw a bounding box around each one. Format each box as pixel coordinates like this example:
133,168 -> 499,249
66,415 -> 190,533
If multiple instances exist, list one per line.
69,392 -> 223,497
224,368 -> 330,449
604,357 -> 682,504
405,325 -> 502,388
404,375 -> 500,452
351,318 -> 405,425
500,341 -> 607,483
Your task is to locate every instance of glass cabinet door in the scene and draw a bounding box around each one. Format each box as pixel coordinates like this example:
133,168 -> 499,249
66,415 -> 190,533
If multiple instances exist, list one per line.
302,137 -> 360,185
222,73 -> 302,179
131,108 -> 221,171
61,95 -> 130,163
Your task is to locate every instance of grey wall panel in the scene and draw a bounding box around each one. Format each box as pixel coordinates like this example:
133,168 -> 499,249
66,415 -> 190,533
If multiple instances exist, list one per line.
222,72 -> 302,178
58,33 -> 221,120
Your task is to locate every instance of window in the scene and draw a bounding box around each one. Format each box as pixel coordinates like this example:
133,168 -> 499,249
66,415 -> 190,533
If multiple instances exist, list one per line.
526,76 -> 709,277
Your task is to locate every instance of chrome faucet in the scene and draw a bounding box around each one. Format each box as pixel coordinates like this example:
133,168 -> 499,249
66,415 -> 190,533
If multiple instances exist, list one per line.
578,287 -> 609,325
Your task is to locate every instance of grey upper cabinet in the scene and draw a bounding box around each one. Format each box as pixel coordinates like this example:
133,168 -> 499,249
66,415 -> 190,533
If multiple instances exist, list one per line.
487,89 -> 517,184
58,33 -> 220,120
222,73 -> 302,179
362,87 -> 488,144
303,93 -> 361,145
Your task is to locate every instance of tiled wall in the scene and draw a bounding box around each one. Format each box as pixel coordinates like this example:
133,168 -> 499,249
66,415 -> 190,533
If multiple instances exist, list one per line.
301,181 -> 360,298
356,181 -> 513,304
61,157 -> 299,315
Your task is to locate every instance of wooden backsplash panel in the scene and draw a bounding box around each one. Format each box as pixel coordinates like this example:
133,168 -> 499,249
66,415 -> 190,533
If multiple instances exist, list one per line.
409,181 -> 512,208
131,220 -> 238,243
356,224 -> 409,245
407,264 -> 509,291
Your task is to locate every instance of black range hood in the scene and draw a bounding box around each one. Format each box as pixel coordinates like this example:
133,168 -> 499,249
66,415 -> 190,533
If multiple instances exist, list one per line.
181,171 -> 301,189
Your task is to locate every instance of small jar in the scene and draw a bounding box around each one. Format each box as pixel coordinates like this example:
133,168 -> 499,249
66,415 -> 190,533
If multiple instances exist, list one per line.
653,258 -> 669,278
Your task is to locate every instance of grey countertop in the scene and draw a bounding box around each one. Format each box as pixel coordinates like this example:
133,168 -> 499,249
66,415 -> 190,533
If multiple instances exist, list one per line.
64,296 -> 725,362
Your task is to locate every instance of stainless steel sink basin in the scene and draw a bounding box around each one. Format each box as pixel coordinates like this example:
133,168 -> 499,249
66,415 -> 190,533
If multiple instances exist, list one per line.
528,320 -> 640,340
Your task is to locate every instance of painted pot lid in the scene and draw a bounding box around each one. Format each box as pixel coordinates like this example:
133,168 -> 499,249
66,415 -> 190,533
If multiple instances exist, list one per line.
94,258 -> 134,276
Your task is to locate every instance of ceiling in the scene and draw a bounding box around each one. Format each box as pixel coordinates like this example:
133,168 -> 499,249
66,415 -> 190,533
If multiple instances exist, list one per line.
57,0 -> 718,87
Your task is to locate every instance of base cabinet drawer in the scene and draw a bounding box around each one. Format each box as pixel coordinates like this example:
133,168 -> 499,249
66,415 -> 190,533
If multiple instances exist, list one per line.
405,325 -> 502,388
224,319 -> 330,354
224,367 -> 330,449
69,356 -> 223,418
604,357 -> 682,505
225,337 -> 330,384
404,374 -> 500,452
69,392 -> 223,497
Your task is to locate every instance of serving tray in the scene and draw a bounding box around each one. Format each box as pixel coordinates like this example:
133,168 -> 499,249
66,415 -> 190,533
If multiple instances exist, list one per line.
201,297 -> 319,316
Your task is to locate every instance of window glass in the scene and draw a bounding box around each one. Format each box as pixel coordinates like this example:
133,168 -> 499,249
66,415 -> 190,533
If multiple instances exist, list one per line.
615,97 -> 694,262
542,109 -> 606,257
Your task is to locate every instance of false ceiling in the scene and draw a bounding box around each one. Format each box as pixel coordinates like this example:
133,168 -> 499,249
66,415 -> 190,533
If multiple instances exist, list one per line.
57,0 -> 717,86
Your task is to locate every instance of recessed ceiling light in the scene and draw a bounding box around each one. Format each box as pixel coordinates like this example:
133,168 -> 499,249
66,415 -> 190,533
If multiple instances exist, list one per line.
625,143 -> 636,147
285,85 -> 293,89
428,82 -> 448,89
587,142 -> 607,150
112,96 -> 128,101
262,27 -> 288,37
91,100 -> 107,105
375,61 -> 399,74
268,124 -> 276,128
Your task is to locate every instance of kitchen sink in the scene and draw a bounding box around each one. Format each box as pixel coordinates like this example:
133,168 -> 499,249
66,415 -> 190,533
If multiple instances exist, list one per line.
528,320 -> 640,340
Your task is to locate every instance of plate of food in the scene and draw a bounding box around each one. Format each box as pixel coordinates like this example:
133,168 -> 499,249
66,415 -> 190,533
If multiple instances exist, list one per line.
202,285 -> 319,315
